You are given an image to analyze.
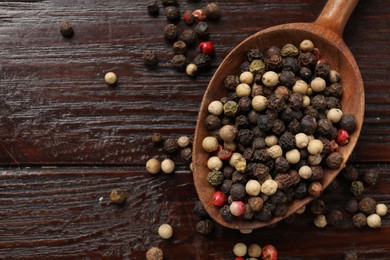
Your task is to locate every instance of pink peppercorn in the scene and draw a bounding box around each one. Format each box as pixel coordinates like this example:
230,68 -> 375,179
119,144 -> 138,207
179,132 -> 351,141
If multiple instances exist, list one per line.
230,201 -> 246,216
337,129 -> 350,145
192,9 -> 206,21
261,244 -> 278,260
198,41 -> 215,55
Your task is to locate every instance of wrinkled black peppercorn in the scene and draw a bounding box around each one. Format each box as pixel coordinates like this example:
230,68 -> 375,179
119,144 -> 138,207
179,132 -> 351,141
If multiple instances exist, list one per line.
171,54 -> 187,71
346,199 -> 359,214
147,0 -> 159,16
279,70 -> 296,88
180,147 -> 192,163
193,53 -> 211,69
230,183 -> 246,201
327,209 -> 343,226
247,49 -> 264,62
358,197 -> 377,215
299,66 -> 312,82
196,219 -> 215,235
310,199 -> 325,215
165,6 -> 180,22
59,21 -> 74,38
342,165 -> 359,182
282,57 -> 299,73
164,23 -> 178,41
173,40 -> 187,54
180,29 -> 196,45
163,138 -> 178,153
352,212 -> 367,228
224,75 -> 240,91
193,200 -> 209,219
220,205 -> 234,221
300,115 -> 317,135
364,168 -> 378,186
143,50 -> 158,67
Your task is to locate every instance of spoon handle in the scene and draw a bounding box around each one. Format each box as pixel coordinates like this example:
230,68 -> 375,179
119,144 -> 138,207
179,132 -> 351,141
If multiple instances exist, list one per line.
314,0 -> 359,37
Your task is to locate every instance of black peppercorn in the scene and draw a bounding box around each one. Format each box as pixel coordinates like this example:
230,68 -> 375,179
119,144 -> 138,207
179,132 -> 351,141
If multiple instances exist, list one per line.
277,132 -> 294,151
237,129 -> 254,146
273,203 -> 287,217
171,54 -> 187,71
298,66 -> 312,82
243,147 -> 254,161
163,138 -> 178,153
270,190 -> 287,204
164,23 -> 178,41
294,182 -> 308,199
326,152 -> 343,169
265,54 -> 283,71
222,165 -> 234,179
230,183 -> 246,201
298,52 -> 316,67
195,21 -> 209,38
358,197 -> 377,215
316,118 -> 333,136
300,115 -> 317,135
342,165 -> 359,182
282,57 -> 299,73
288,93 -> 303,111
310,165 -> 324,181
232,171 -> 247,184
311,95 -> 327,111
180,147 -> 192,163
238,97 -> 252,114
220,179 -> 232,194
196,219 -> 215,235
220,205 -> 234,221
252,137 -> 266,149
364,168 -> 378,186
326,96 -> 342,109
254,207 -> 272,222
59,21 -> 74,38
165,6 -> 180,22
310,199 -> 325,215
268,95 -> 286,112
346,199 -> 359,214
152,133 -> 163,144
205,2 -> 221,20
240,61 -> 250,72
275,157 -> 290,173
257,115 -> 274,132
180,29 -> 196,45
205,114 -> 221,130
275,173 -> 293,190
143,50 -> 158,66
324,83 -> 343,98
304,106 -> 319,119
224,75 -> 240,90
194,200 -> 209,219
340,114 -> 357,133
272,119 -> 285,136
327,209 -> 343,226
265,46 -> 281,57
248,196 -> 264,212
287,119 -> 301,134
352,212 -> 367,228
193,53 -> 211,69
315,61 -> 330,78
253,163 -> 270,182
247,49 -> 264,62
147,0 -> 159,16
172,40 -> 187,54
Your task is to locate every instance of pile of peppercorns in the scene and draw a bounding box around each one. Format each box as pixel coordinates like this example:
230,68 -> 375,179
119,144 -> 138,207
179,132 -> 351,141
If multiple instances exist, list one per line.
144,0 -> 221,77
233,242 -> 278,260
201,39 -> 358,223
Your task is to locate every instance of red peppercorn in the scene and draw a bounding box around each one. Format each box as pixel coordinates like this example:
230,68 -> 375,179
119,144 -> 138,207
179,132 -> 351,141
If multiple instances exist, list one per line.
235,258 -> 245,260
216,145 -> 232,160
329,140 -> 339,152
183,10 -> 194,25
261,244 -> 278,260
212,191 -> 227,207
192,9 -> 206,21
198,41 -> 215,55
337,129 -> 350,145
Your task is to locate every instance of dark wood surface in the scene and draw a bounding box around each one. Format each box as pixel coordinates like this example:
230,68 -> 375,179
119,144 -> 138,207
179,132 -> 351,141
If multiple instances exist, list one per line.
0,0 -> 389,259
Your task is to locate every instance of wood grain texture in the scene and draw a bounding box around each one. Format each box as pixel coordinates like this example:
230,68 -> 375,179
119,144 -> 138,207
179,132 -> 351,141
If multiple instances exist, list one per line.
0,0 -> 389,259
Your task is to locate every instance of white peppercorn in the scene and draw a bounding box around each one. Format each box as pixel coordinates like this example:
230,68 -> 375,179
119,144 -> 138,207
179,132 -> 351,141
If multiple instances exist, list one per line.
267,145 -> 283,159
262,71 -> 279,87
233,243 -> 247,257
299,165 -> 312,179
161,159 -> 175,174
307,139 -> 324,155
265,135 -> 278,147
240,71 -> 254,84
229,152 -> 243,167
186,63 -> 198,76
207,156 -> 223,170
286,149 -> 301,164
292,80 -> 308,95
104,72 -> 117,85
236,83 -> 252,97
239,229 -> 253,234
328,70 -> 341,83
252,95 -> 268,111
311,77 -> 326,92
295,133 -> 309,148
300,39 -> 314,52
202,136 -> 219,152
146,158 -> 161,174
208,100 -> 223,116
177,135 -> 190,148
235,157 -> 247,172
245,180 -> 262,196
376,204 -> 388,216
367,214 -> 381,228
302,95 -> 311,107
261,179 -> 278,196
327,108 -> 343,123
248,243 -> 262,258
314,214 -> 327,228
220,125 -> 237,142
158,223 -> 173,239
224,141 -> 237,151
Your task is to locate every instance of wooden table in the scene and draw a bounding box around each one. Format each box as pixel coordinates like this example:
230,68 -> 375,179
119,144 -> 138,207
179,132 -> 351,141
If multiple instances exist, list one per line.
0,0 -> 389,259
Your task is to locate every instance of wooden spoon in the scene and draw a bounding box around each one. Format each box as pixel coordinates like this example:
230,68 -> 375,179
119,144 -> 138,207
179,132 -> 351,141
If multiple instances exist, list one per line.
193,0 -> 364,230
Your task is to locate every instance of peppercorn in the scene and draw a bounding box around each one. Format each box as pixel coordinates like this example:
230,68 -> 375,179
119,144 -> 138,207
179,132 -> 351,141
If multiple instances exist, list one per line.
146,0 -> 159,16
179,29 -> 195,45
350,181 -> 364,197
294,182 -> 307,199
337,129 -> 350,145
310,199 -> 325,215
268,95 -> 286,112
186,63 -> 198,77
240,61 -> 250,72
281,43 -> 299,57
104,72 -> 117,85
158,223 -> 173,239
195,21 -> 209,38
271,119 -> 285,135
344,250 -> 358,260
164,23 -> 178,41
358,197 -> 377,215
261,179 -> 278,196
236,83 -> 251,97
161,0 -> 177,6
279,131 -> 295,150
329,70 -> 341,83
308,181 -> 322,197
237,129 -> 254,146
59,21 -> 74,38
180,147 -> 192,163
192,9 -> 206,22
109,188 -> 126,204
193,53 -> 211,70
257,115 -> 274,131
224,75 -> 240,90
352,212 -> 367,228
163,138 -> 178,153
324,83 -> 343,98
274,173 -> 293,190
376,203 -> 388,216
364,168 -> 378,186
146,158 -> 161,174
316,118 -> 333,136
165,6 -> 180,22
238,98 -> 252,115
143,50 -> 158,67
311,95 -> 327,111
229,183 -> 246,201
196,219 -> 215,235
367,213 -> 382,228
207,170 -> 224,186
161,159 -> 175,174
327,209 -> 343,226
250,60 -> 266,75
298,52 -> 316,67
299,66 -> 312,82
274,156 -> 290,173
220,205 -> 234,221
314,214 -> 327,228
346,199 -> 359,214
340,114 -> 357,133
325,152 -> 343,169
300,39 -> 314,52
288,93 -> 303,111
194,200 -> 209,219
300,115 -> 317,135
233,243 -> 248,258
146,246 -> 163,260
172,40 -> 187,55
267,145 -> 283,159
262,71 -> 279,87
205,2 -> 221,20
315,60 -> 330,79
310,165 -> 323,180
254,207 -> 272,222
170,54 -> 187,71
152,133 -> 163,144
279,70 -> 296,88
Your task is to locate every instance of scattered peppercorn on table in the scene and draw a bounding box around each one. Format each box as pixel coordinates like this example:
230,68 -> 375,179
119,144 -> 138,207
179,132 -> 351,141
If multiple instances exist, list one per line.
0,0 -> 389,259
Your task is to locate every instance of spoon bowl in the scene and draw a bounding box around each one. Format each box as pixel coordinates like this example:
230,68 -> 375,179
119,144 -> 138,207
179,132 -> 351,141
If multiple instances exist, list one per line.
193,0 -> 364,230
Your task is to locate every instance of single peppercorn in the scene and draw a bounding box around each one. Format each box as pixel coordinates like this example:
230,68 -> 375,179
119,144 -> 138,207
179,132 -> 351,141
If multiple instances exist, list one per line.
207,170 -> 224,186
298,52 -> 316,67
194,200 -> 209,219
364,168 -> 378,186
165,6 -> 180,22
59,21 -> 74,38
327,209 -> 343,226
220,205 -> 234,221
143,50 -> 158,66
109,188 -> 126,204
147,0 -> 159,16
205,2 -> 221,20
300,115 -> 317,135
152,133 -> 163,144
158,223 -> 173,239
163,138 -> 178,153
172,40 -> 187,54
104,72 -> 117,85
310,199 -> 325,215
346,199 -> 359,214
196,219 -> 215,235
171,54 -> 187,71
324,82 -> 343,98
340,114 -> 357,133
299,67 -> 312,82
195,21 -> 209,38
146,246 -> 163,260
193,53 -> 211,70
164,23 -> 178,41
352,212 -> 367,228
359,197 -> 377,215
326,152 -> 343,169
350,181 -> 364,197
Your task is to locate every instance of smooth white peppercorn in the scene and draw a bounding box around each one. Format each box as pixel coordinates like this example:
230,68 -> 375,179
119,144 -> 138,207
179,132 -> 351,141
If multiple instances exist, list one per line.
146,158 -> 161,174
295,133 -> 309,148
261,179 -> 278,196
208,100 -> 223,116
158,223 -> 173,239
292,80 -> 309,95
300,39 -> 314,52
245,179 -> 262,196
327,108 -> 343,123
267,145 -> 283,159
189,162 -> 193,172
265,135 -> 278,147
299,165 -> 312,179
186,63 -> 198,76
376,204 -> 388,216
286,149 -> 301,164
240,71 -> 254,84
367,214 -> 381,228
177,135 -> 191,148
314,214 -> 327,228
311,77 -> 326,92
239,229 -> 253,234
233,243 -> 247,257
207,156 -> 223,170
328,70 -> 341,83
161,159 -> 175,174
252,95 -> 268,111
302,95 -> 311,107
229,152 -> 243,167
262,71 -> 279,87
248,243 -> 262,258
219,125 -> 237,142
202,136 -> 219,152
104,72 -> 117,85
236,83 -> 252,97
307,139 -> 324,155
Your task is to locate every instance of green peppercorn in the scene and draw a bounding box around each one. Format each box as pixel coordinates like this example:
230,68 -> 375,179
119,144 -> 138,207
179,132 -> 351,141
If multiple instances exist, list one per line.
350,181 -> 364,197
281,43 -> 299,57
207,170 -> 224,186
223,100 -> 238,117
249,59 -> 266,75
